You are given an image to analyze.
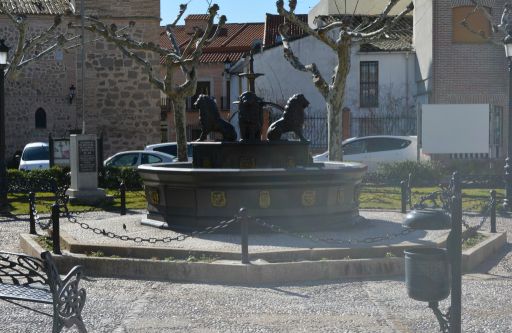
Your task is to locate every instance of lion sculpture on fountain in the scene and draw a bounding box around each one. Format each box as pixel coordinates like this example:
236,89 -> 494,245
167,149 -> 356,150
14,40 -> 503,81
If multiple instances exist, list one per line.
194,94 -> 237,142
266,94 -> 310,142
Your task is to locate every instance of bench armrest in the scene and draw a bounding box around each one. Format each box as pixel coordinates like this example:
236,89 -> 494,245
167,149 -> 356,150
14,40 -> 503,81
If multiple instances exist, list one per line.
56,265 -> 87,318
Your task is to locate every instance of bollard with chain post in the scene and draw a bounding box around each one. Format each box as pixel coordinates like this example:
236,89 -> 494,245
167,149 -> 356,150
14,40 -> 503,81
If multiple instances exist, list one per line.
490,189 -> 497,233
28,192 -> 36,235
51,204 -> 62,255
449,172 -> 462,333
239,208 -> 250,264
400,180 -> 407,213
504,158 -> 512,211
120,182 -> 126,216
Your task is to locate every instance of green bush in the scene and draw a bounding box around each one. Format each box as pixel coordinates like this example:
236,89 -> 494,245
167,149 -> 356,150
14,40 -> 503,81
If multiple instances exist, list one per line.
7,166 -> 70,192
367,160 -> 446,186
99,166 -> 143,190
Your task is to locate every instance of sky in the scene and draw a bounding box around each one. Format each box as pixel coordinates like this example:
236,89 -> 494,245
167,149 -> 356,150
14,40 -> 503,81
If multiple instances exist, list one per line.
160,0 -> 320,25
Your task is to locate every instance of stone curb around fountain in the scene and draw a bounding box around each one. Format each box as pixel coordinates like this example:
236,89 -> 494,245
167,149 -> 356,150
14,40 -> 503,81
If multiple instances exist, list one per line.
19,231 -> 506,285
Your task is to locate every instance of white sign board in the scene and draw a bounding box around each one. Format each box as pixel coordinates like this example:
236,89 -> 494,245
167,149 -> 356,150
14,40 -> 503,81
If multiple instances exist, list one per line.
421,104 -> 489,154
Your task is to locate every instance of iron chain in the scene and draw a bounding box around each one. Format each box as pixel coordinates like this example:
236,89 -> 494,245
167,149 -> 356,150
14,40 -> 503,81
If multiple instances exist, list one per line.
253,217 -> 417,245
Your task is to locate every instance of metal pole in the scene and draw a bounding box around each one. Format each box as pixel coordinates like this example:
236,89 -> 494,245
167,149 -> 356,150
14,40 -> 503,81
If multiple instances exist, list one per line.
51,204 -> 62,255
80,0 -> 86,134
400,180 -> 407,213
239,208 -> 249,264
29,192 -> 36,235
490,190 -> 497,233
505,57 -> 512,211
449,173 -> 462,333
0,63 -> 7,210
120,182 -> 126,216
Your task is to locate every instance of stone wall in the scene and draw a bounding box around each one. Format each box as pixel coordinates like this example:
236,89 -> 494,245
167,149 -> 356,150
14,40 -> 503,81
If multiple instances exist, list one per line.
1,0 -> 161,160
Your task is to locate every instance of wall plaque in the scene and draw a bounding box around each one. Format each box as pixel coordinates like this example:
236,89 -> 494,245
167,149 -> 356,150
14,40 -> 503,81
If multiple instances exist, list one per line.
78,140 -> 97,172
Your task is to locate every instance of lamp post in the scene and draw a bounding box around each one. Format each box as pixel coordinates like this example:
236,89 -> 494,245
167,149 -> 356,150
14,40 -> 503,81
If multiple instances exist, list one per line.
0,39 -> 9,210
504,32 -> 512,211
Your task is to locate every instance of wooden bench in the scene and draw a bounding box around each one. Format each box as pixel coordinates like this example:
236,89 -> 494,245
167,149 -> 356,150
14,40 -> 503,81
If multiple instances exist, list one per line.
0,251 -> 87,333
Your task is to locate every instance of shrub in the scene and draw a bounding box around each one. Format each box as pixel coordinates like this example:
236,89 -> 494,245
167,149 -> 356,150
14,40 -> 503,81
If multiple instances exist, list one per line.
368,160 -> 446,186
7,166 -> 70,193
99,166 -> 143,190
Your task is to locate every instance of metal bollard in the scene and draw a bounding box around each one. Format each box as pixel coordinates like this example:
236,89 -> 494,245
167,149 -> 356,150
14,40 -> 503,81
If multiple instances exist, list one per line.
28,192 -> 36,235
51,204 -> 62,255
239,208 -> 249,264
120,182 -> 126,216
504,158 -> 512,211
448,172 -> 462,333
490,190 -> 497,233
400,180 -> 407,213
408,173 -> 413,209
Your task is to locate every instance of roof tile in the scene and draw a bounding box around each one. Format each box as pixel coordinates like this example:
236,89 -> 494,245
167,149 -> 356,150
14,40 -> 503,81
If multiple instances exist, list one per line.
0,0 -> 74,15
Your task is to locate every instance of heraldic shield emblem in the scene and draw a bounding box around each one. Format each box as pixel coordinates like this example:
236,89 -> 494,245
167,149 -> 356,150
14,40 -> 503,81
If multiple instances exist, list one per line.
259,191 -> 271,208
148,188 -> 160,205
211,191 -> 227,207
301,190 -> 316,207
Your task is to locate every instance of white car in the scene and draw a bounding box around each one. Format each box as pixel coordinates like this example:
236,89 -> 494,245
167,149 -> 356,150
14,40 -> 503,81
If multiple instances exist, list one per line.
104,150 -> 175,167
313,136 -> 424,171
144,142 -> 193,160
19,142 -> 50,170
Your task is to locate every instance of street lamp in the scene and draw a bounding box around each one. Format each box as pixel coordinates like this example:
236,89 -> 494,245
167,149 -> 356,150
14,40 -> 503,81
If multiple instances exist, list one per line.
504,29 -> 512,210
0,39 -> 9,210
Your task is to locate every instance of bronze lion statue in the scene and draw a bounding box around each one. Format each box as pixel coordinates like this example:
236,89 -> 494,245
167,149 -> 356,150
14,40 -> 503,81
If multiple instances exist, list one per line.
194,94 -> 237,142
237,91 -> 265,142
266,94 -> 310,142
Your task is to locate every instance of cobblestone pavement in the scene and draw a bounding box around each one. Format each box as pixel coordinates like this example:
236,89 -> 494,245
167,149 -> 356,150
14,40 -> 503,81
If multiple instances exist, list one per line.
0,211 -> 511,333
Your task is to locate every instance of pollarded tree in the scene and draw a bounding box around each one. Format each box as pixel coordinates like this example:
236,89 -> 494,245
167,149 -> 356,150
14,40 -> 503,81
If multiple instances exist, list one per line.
70,4 -> 226,161
276,0 -> 413,161
0,1 -> 76,79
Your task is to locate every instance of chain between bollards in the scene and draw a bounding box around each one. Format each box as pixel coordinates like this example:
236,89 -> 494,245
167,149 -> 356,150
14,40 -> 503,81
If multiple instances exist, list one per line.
239,208 -> 249,264
28,192 -> 36,235
51,203 -> 61,255
120,182 -> 126,216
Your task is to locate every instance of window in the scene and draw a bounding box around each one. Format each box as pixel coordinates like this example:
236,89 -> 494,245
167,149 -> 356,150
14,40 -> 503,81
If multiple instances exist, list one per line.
35,108 -> 47,129
366,138 -> 411,153
360,61 -> 379,108
452,6 -> 491,43
343,140 -> 367,155
111,153 -> 139,167
141,153 -> 163,164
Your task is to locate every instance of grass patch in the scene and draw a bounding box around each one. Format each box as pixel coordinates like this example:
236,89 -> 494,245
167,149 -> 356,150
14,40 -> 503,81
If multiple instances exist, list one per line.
6,190 -> 147,215
359,186 -> 504,211
87,250 -> 105,257
462,232 -> 488,250
36,236 -> 53,251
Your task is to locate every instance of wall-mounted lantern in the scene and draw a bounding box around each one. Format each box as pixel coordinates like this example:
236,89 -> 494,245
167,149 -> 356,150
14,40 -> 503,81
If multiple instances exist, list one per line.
223,58 -> 231,75
68,84 -> 76,104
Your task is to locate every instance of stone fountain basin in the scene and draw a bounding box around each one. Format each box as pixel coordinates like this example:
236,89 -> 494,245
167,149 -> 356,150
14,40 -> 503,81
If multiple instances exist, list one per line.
138,161 -> 367,231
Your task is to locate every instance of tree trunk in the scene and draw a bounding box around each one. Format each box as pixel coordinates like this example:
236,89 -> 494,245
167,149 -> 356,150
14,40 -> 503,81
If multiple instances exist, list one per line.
172,98 -> 188,162
327,100 -> 344,161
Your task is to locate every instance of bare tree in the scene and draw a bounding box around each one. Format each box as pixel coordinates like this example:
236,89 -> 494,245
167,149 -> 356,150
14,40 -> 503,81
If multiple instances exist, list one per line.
0,2 -> 76,79
276,0 -> 413,161
69,4 -> 226,161
460,1 -> 509,45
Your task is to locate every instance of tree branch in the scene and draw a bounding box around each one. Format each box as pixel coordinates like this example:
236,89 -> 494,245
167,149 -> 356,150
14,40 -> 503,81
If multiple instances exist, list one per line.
278,23 -> 329,98
276,0 -> 338,50
349,2 -> 414,40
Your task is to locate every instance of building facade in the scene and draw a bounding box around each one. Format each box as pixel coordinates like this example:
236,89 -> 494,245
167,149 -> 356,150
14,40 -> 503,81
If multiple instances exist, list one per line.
1,0 -> 161,159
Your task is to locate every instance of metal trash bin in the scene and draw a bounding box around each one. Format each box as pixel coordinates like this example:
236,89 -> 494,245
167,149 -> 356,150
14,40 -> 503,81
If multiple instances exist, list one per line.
405,247 -> 450,302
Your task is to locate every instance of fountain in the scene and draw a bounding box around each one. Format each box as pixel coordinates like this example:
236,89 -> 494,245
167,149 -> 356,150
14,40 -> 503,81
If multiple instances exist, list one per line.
138,52 -> 367,231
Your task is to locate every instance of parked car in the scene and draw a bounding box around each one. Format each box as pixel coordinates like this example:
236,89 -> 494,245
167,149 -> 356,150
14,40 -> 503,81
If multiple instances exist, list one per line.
103,150 -> 175,167
144,142 -> 193,160
313,136 -> 425,171
19,142 -> 50,171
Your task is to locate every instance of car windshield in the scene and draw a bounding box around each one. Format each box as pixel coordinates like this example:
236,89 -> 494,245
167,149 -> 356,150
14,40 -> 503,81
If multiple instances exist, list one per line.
22,146 -> 49,161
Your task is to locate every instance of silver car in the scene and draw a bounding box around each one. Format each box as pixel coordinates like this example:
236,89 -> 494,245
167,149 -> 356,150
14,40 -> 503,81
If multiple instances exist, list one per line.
104,150 -> 175,167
